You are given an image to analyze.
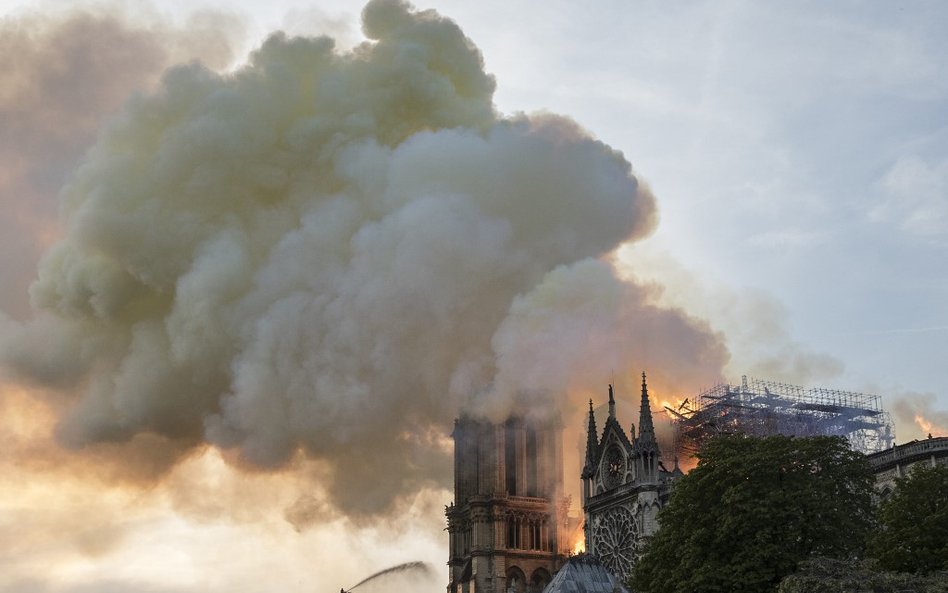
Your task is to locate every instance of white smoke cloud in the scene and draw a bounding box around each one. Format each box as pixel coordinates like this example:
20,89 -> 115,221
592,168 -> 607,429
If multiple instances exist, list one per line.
0,5 -> 243,319
2,0 -> 727,517
485,259 -> 727,421
616,243 -> 845,386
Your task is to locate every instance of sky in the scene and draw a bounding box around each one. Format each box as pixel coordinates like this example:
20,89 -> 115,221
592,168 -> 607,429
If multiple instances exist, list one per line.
0,1 -> 945,592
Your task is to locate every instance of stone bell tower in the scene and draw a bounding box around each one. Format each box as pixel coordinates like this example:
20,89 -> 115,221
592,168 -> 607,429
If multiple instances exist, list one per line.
446,416 -> 570,593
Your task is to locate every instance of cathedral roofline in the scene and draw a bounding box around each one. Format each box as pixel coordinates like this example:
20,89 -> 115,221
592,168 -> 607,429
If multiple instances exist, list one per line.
542,553 -> 630,593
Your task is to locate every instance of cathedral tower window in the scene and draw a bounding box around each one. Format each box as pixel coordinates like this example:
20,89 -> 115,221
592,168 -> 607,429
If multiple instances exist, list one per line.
526,427 -> 538,496
531,520 -> 541,550
506,516 -> 521,549
505,423 -> 517,494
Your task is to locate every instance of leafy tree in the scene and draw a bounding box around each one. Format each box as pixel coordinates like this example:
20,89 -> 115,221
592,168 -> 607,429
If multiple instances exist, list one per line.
868,462 -> 948,573
777,557 -> 948,593
629,435 -> 875,593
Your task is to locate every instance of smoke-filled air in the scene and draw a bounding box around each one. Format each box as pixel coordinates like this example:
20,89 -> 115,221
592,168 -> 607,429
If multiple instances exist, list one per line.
0,0 -> 728,519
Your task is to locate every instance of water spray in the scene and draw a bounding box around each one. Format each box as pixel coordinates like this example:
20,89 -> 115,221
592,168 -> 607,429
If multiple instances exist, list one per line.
342,561 -> 433,592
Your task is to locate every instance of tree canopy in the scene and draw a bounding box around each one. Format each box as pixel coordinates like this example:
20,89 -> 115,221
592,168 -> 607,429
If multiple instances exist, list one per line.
777,558 -> 948,593
868,462 -> 948,574
630,435 -> 875,593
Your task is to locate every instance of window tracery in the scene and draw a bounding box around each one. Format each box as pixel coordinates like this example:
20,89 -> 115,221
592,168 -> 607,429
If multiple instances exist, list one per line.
592,506 -> 638,578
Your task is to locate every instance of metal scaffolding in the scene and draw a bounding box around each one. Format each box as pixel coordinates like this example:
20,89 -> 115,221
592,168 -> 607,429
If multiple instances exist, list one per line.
665,376 -> 895,455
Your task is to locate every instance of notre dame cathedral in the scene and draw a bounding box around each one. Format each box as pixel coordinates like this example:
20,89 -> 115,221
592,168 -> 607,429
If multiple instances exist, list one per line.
447,373 -> 678,592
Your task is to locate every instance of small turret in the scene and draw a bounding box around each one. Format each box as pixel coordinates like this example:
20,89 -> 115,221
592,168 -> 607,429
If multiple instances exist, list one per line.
582,399 -> 598,478
608,384 -> 616,419
634,372 -> 661,483
637,372 -> 657,448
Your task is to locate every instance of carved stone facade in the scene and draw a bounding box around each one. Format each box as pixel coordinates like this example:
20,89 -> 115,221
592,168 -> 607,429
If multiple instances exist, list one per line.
867,435 -> 948,499
446,416 -> 570,593
581,374 -> 680,582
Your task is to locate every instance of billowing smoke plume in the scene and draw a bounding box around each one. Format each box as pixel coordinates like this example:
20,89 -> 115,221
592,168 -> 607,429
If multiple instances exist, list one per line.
2,0 -> 727,517
0,5 -> 242,319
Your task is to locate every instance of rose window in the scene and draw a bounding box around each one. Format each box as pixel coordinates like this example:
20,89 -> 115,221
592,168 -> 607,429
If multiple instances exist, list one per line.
592,506 -> 638,579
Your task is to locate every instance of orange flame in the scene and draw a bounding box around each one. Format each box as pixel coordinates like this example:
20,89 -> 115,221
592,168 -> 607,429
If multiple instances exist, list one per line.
659,399 -> 689,420
914,414 -> 947,437
572,533 -> 585,555
677,455 -> 699,473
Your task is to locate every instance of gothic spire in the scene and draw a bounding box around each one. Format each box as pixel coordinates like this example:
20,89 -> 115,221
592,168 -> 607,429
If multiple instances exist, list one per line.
638,372 -> 656,446
583,399 -> 598,477
608,383 -> 616,419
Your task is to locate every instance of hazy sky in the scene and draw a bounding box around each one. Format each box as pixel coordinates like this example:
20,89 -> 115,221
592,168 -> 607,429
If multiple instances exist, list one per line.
0,1 -> 945,592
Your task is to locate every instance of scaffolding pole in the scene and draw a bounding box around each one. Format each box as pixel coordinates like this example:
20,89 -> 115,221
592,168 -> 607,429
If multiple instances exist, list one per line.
673,376 -> 895,455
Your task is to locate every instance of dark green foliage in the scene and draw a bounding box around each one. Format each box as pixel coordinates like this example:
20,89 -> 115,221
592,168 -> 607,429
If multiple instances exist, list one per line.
629,435 -> 875,593
777,557 -> 948,593
868,462 -> 948,574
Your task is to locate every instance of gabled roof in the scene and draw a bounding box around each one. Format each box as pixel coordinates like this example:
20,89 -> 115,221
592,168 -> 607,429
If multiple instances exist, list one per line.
542,554 -> 630,593
600,414 -> 633,453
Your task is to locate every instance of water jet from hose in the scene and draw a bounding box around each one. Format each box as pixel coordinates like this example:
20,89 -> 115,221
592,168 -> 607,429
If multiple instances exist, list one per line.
343,561 -> 433,592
